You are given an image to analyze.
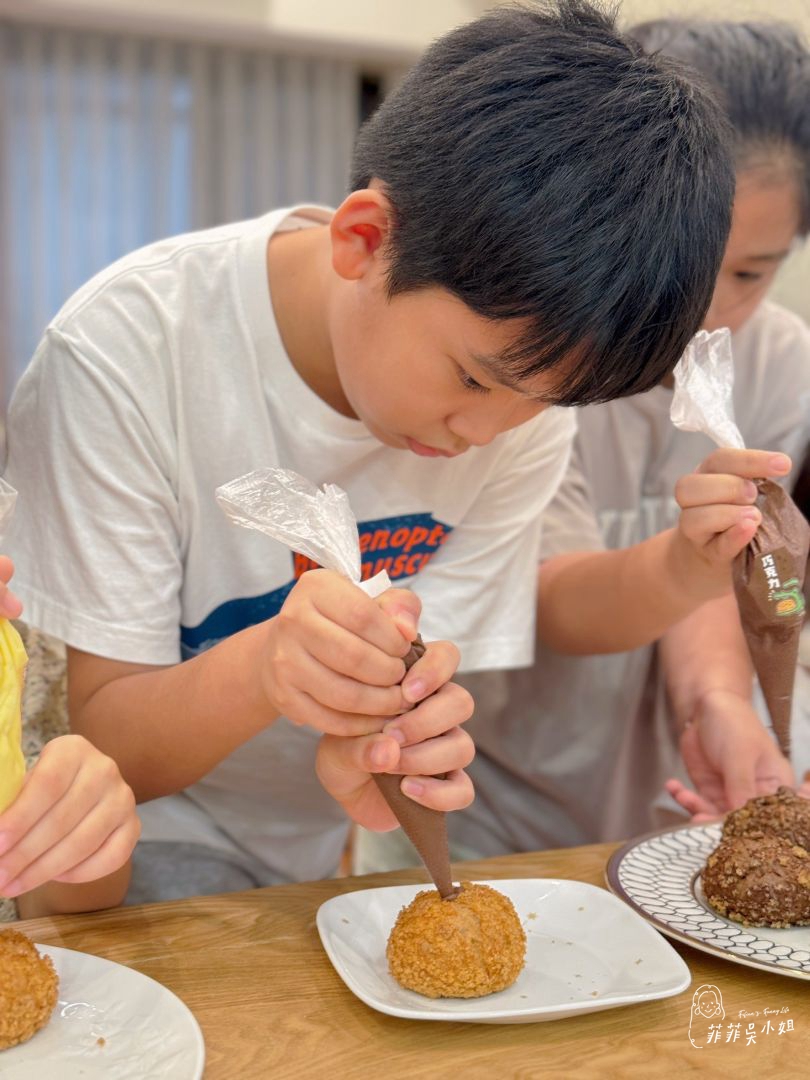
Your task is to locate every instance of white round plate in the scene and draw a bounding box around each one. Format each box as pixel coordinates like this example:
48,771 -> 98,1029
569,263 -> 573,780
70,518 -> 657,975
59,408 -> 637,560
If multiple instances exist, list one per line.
317,878 -> 690,1023
606,823 -> 810,981
1,945 -> 205,1078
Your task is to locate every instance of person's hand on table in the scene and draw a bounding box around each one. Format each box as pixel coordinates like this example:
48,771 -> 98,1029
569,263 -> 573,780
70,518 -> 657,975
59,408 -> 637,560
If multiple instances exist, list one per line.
0,734 -> 140,899
671,449 -> 791,603
315,629 -> 475,830
0,556 -> 23,619
665,688 -> 795,822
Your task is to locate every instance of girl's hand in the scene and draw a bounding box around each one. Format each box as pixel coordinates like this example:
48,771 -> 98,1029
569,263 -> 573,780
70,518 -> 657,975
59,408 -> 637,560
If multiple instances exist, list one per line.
0,556 -> 23,619
0,734 -> 140,898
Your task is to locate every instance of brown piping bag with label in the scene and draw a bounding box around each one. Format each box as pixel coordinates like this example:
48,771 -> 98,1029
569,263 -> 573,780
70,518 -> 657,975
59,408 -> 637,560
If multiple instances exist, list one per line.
216,468 -> 458,899
732,480 -> 809,756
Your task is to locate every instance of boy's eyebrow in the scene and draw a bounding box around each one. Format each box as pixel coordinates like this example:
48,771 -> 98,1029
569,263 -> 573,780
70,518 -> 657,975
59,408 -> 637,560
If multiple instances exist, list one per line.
470,352 -> 555,405
746,250 -> 791,262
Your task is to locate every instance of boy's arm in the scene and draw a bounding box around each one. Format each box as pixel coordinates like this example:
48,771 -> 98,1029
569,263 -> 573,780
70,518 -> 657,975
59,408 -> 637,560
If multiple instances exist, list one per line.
537,448 -> 790,654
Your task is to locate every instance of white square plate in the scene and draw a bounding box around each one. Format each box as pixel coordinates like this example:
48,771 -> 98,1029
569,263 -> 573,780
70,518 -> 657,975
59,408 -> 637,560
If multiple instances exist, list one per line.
316,878 -> 691,1023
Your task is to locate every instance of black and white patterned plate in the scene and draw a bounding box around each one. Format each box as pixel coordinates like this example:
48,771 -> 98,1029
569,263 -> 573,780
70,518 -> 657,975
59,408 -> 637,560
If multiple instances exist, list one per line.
605,823 -> 810,981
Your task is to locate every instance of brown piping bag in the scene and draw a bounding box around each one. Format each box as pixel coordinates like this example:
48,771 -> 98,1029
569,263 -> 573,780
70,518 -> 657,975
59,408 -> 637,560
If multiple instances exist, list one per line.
732,480 -> 809,756
372,636 -> 458,899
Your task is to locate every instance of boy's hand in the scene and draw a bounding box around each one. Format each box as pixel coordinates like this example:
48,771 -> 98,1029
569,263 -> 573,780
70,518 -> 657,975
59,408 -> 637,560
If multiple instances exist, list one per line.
262,569 -> 423,736
665,688 -> 794,822
672,449 -> 792,598
0,734 -> 140,898
315,655 -> 475,830
0,556 -> 23,619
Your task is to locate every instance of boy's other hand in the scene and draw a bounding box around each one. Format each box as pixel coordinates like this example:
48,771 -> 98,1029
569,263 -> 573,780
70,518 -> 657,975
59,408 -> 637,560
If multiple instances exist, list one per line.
665,687 -> 794,822
315,669 -> 475,830
672,449 -> 791,598
0,734 -> 140,898
0,556 -> 23,619
262,569 -> 419,736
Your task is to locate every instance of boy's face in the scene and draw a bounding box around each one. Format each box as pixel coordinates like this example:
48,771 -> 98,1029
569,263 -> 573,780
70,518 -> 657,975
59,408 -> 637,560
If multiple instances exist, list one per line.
330,283 -> 553,456
703,167 -> 801,336
327,193 -> 556,456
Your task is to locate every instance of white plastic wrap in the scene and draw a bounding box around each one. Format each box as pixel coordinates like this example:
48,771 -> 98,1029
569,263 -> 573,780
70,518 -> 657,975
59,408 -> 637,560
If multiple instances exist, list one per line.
215,467 -> 391,597
670,328 -> 745,449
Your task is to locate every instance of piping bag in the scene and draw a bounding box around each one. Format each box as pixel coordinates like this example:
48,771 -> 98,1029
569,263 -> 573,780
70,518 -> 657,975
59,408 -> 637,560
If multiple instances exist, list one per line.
671,329 -> 810,756
0,479 -> 27,813
216,468 -> 458,898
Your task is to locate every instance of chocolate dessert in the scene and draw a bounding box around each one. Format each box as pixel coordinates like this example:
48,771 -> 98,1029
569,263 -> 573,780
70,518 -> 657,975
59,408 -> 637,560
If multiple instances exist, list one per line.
703,835 -> 810,928
722,786 -> 810,851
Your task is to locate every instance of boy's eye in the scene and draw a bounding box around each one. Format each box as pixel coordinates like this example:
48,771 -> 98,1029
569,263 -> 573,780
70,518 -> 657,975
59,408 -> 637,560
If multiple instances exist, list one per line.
458,368 -> 490,393
734,271 -> 764,282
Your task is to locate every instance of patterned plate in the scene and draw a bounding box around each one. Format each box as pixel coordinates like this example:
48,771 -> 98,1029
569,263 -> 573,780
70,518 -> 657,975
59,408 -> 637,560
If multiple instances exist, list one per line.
605,823 -> 810,981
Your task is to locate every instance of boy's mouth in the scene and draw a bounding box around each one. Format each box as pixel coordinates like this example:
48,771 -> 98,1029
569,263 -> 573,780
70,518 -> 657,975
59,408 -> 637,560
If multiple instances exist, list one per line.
405,437 -> 463,459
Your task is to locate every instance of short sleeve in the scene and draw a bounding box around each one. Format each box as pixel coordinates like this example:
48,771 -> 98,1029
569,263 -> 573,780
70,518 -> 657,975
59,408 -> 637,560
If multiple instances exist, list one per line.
539,439 -> 605,560
3,327 -> 184,664
412,407 -> 576,672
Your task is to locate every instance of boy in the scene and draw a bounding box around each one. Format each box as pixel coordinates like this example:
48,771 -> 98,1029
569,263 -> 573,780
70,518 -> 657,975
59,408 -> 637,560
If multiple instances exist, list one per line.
2,2 -> 751,899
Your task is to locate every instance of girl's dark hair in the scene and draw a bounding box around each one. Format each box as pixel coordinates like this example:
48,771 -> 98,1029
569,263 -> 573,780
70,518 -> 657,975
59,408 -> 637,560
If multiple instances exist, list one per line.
630,17 -> 810,234
350,1 -> 735,407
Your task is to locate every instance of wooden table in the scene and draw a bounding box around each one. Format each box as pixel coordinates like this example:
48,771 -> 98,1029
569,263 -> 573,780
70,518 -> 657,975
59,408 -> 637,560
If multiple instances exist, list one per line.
15,843 -> 808,1078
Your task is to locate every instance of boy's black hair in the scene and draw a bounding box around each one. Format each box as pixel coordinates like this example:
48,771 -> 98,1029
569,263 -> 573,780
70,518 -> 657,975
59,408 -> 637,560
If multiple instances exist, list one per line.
350,0 -> 734,407
631,17 -> 810,234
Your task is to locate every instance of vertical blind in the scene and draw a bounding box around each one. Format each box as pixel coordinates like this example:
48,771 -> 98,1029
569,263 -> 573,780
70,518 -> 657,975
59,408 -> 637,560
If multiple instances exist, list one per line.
0,19 -> 365,408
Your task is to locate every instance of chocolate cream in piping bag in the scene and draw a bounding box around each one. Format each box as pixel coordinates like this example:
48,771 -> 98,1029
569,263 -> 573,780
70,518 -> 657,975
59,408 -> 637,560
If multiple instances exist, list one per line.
215,468 -> 458,900
372,636 -> 459,900
670,329 -> 810,759
732,480 -> 809,756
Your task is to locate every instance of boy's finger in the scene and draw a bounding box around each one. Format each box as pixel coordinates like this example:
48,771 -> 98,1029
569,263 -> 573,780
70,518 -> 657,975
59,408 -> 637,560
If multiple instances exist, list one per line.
376,588 -> 422,642
308,580 -> 411,657
399,769 -> 474,812
0,555 -> 14,584
679,504 -> 760,550
292,654 -> 407,717
393,726 -> 475,777
695,449 -> 791,479
0,801 -> 136,897
289,689 -> 392,737
675,472 -> 759,509
401,640 -> 461,704
0,762 -> 77,850
303,620 -> 406,686
383,681 -> 473,746
53,820 -> 140,885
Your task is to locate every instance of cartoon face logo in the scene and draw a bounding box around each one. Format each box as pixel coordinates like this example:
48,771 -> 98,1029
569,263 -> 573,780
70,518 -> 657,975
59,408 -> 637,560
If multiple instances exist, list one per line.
689,984 -> 725,1048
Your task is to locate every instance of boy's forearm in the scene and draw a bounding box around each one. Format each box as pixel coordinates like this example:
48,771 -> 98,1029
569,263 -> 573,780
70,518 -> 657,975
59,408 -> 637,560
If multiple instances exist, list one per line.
69,621 -> 277,802
537,529 -> 730,655
659,594 -> 754,733
16,863 -> 132,919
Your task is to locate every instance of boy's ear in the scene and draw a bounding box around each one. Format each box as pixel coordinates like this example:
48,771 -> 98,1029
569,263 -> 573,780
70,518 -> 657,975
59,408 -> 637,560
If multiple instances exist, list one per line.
330,189 -> 393,281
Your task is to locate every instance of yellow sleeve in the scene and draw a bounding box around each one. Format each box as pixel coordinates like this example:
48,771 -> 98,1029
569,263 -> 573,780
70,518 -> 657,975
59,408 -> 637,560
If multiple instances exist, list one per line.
0,619 -> 27,813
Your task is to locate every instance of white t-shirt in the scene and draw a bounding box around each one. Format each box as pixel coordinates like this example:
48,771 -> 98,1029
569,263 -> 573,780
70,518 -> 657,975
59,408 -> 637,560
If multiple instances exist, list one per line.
3,207 -> 575,882
451,301 -> 810,856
